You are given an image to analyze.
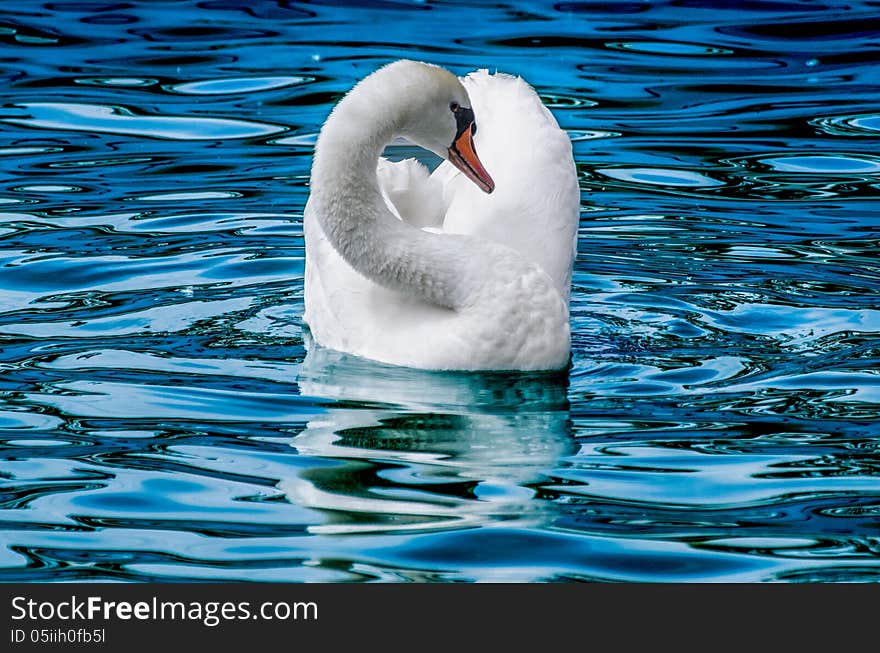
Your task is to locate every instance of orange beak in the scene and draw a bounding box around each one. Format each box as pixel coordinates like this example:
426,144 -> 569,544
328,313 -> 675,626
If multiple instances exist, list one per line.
448,125 -> 494,194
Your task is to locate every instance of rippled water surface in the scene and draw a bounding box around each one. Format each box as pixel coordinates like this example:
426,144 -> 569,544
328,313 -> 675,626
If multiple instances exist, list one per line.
1,1 -> 879,582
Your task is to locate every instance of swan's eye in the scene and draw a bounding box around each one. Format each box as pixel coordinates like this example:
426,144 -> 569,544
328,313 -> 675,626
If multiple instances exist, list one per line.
471,122 -> 477,135
452,106 -> 475,141
449,102 -> 460,112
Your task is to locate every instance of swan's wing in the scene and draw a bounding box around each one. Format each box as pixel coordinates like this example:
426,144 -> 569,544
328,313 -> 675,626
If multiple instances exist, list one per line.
304,196 -> 402,354
377,157 -> 445,229
303,195 -> 366,349
433,70 -> 580,300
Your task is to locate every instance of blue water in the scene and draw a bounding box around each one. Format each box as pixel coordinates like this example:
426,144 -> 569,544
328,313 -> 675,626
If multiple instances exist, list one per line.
1,1 -> 878,582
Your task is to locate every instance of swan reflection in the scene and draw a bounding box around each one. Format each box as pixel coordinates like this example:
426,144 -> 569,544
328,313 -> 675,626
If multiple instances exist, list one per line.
281,344 -> 574,535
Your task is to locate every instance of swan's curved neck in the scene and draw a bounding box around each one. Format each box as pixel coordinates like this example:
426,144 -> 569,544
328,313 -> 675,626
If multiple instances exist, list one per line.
310,77 -> 477,309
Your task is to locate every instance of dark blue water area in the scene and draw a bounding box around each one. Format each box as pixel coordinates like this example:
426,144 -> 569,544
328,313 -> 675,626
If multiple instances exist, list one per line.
0,1 -> 878,582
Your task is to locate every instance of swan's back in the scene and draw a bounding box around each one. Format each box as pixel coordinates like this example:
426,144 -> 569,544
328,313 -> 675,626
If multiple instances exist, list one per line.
435,70 -> 579,299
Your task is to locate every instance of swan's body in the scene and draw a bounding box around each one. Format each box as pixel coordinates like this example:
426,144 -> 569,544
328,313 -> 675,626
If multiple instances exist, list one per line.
303,61 -> 579,371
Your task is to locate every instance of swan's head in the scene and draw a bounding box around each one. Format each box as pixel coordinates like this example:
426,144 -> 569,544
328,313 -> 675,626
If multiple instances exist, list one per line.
371,60 -> 495,194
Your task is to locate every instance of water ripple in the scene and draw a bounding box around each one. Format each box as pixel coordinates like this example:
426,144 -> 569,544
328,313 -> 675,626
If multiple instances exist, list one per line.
168,76 -> 313,95
812,113 -> 880,137
0,103 -> 286,140
0,0 -> 877,583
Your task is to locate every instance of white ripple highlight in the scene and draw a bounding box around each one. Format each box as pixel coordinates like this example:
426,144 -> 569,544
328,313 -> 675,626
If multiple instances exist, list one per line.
0,103 -> 285,140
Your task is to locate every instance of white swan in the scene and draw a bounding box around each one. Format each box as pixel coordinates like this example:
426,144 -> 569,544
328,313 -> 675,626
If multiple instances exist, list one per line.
303,60 -> 579,371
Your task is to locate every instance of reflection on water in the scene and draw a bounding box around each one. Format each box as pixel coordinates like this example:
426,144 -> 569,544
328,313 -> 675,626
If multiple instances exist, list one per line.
286,343 -> 573,535
0,1 -> 878,582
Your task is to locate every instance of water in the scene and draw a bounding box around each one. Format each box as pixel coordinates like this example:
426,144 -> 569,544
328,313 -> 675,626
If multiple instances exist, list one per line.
1,1 -> 878,583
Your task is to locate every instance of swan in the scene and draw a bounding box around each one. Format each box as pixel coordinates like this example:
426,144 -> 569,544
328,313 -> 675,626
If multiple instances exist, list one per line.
303,60 -> 579,371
